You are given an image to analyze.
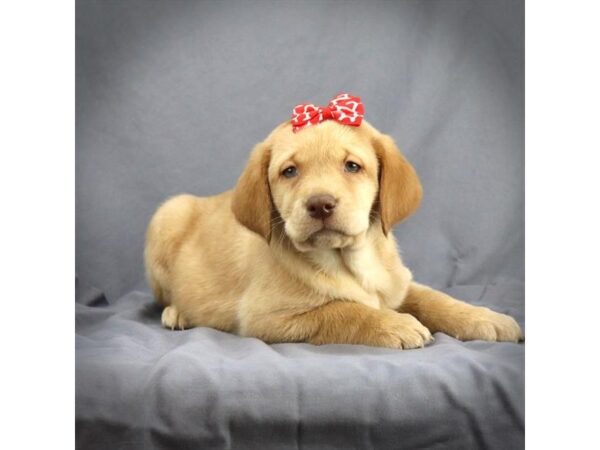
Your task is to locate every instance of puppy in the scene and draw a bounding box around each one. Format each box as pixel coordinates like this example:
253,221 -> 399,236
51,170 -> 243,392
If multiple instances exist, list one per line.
144,98 -> 522,349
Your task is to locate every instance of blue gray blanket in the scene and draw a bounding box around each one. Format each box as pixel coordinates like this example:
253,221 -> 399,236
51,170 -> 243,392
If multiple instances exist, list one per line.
76,283 -> 524,449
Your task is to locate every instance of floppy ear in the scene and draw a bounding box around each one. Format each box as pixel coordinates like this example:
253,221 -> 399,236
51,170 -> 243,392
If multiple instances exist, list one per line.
231,141 -> 273,241
372,134 -> 423,235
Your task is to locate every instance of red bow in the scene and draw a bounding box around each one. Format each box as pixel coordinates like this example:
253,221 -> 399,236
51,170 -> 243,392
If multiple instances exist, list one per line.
291,93 -> 364,133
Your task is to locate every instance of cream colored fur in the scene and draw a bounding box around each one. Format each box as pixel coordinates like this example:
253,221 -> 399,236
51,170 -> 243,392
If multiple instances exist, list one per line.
144,120 -> 522,349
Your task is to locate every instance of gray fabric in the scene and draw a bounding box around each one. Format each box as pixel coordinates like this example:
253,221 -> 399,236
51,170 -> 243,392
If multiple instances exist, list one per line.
76,0 -> 524,448
76,284 -> 524,450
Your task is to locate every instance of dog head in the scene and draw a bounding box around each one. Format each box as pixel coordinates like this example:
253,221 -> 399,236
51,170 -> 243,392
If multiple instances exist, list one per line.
232,120 -> 422,251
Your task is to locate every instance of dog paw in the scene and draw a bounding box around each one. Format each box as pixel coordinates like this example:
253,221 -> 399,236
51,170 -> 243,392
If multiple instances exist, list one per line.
376,312 -> 434,350
453,307 -> 523,343
161,306 -> 187,330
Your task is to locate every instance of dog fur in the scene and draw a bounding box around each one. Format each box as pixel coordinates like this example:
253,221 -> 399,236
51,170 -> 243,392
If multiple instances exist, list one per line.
144,119 -> 522,349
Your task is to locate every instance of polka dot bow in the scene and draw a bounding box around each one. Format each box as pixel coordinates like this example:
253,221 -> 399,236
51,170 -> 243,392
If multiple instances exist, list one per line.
291,93 -> 364,133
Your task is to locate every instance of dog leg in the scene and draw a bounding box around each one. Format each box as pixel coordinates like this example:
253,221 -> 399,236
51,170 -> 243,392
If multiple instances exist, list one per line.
398,282 -> 523,342
242,301 -> 434,349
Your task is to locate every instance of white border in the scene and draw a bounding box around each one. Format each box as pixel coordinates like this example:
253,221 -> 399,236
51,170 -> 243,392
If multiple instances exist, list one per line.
527,0 -> 600,448
0,1 -> 74,448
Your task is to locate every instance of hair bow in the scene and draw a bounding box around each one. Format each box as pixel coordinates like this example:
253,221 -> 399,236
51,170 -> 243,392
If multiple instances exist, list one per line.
291,93 -> 364,133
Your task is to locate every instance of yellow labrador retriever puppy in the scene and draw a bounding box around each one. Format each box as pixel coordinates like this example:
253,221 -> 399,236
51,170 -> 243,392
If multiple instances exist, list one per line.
145,102 -> 522,349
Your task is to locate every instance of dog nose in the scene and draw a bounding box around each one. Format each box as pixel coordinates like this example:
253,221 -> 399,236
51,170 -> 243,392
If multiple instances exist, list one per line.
306,195 -> 337,220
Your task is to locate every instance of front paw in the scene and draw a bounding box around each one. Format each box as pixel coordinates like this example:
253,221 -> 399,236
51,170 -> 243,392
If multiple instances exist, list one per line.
373,312 -> 434,349
453,307 -> 523,342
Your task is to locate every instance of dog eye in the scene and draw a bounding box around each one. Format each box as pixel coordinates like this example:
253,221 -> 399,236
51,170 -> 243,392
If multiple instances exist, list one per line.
344,161 -> 361,173
282,166 -> 298,178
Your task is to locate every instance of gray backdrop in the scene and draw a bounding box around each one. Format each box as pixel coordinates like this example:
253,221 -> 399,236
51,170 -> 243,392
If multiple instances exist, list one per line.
76,0 -> 524,301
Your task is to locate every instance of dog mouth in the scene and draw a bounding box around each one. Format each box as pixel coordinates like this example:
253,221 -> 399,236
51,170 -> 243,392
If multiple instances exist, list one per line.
306,224 -> 350,239
312,227 -> 348,237
282,213 -> 367,251
291,226 -> 355,251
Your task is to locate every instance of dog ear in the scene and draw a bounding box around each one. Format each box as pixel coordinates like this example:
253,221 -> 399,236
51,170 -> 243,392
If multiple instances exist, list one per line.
231,141 -> 272,241
372,133 -> 422,235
